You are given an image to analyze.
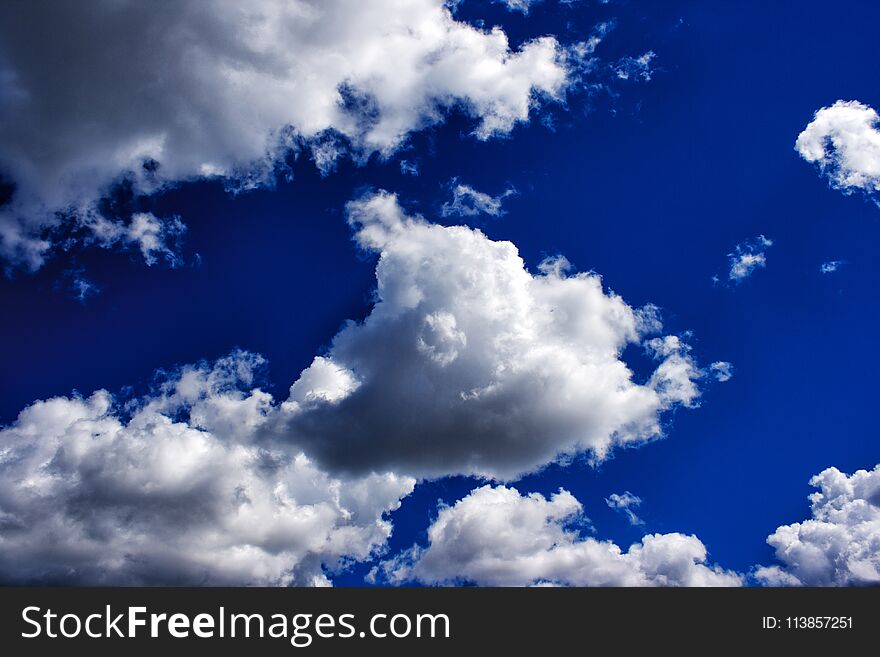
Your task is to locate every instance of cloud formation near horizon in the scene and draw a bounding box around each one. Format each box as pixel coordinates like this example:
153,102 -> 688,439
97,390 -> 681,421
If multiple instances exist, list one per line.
756,464 -> 880,586
379,485 -> 743,586
0,351 -> 414,585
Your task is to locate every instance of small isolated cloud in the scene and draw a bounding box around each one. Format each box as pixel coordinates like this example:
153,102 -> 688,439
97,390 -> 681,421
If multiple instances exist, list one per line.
71,277 -> 99,303
755,464 -> 880,586
709,361 -> 734,382
380,485 -> 743,586
0,351 -> 415,585
615,51 -> 656,81
606,491 -> 644,526
796,100 -> 880,199
399,160 -> 419,177
820,260 -> 845,274
440,180 -> 516,218
277,191 -> 707,480
57,267 -> 101,303
726,235 -> 773,283
0,0 -> 570,271
496,0 -> 541,14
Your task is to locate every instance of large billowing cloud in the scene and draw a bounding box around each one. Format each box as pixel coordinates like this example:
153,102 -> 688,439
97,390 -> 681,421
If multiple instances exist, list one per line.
0,351 -> 414,585
0,0 -> 569,269
0,189 -> 716,583
796,100 -> 880,199
379,485 -> 743,586
755,464 -> 880,586
277,191 -> 706,480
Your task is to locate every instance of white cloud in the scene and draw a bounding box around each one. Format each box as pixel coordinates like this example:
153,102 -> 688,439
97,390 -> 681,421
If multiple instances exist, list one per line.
755,464 -> 880,586
709,361 -> 734,382
76,211 -> 187,268
730,253 -> 765,280
0,188 -> 722,583
615,51 -> 656,81
820,260 -> 845,274
606,491 -> 644,526
727,235 -> 772,283
277,191 -> 707,480
440,180 -> 516,217
796,100 -> 880,197
380,485 -> 743,586
0,351 -> 414,585
644,335 -> 703,408
497,0 -> 540,13
0,0 -> 569,269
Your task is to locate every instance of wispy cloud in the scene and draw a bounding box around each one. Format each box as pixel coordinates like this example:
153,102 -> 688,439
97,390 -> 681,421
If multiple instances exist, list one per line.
606,491 -> 645,526
399,160 -> 419,176
726,235 -> 773,283
709,361 -> 734,382
615,51 -> 656,81
441,180 -> 517,218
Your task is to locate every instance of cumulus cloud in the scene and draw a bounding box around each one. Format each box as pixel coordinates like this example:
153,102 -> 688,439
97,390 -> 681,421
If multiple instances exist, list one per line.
796,100 -> 880,198
440,180 -> 516,217
606,491 -> 644,525
755,464 -> 880,586
726,235 -> 772,283
0,188 -> 720,583
0,351 -> 414,585
380,485 -> 743,586
0,0 -> 570,269
709,361 -> 733,382
277,191 -> 707,480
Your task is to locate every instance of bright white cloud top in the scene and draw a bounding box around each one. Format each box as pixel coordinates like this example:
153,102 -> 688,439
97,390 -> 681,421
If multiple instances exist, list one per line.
279,191 -> 706,480
0,351 -> 414,585
756,464 -> 880,586
0,0 -> 570,270
380,485 -> 743,586
796,100 -> 880,198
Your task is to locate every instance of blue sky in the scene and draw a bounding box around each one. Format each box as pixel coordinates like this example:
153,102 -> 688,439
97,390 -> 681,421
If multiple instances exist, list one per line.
0,0 -> 878,586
